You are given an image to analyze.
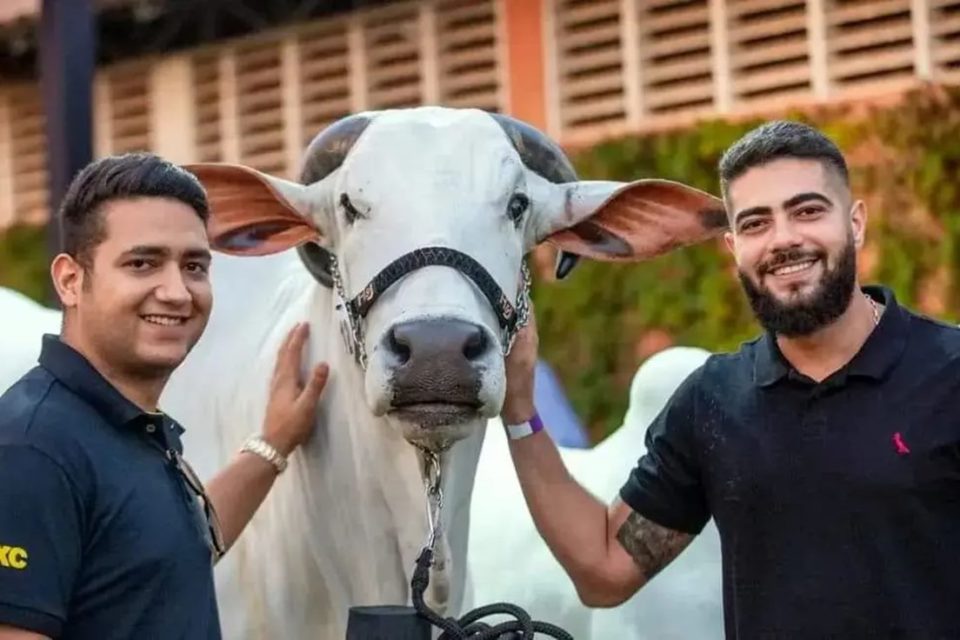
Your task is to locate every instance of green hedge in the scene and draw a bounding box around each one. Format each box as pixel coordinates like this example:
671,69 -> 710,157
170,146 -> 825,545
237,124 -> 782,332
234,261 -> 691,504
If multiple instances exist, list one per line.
3,84 -> 960,442
0,223 -> 49,303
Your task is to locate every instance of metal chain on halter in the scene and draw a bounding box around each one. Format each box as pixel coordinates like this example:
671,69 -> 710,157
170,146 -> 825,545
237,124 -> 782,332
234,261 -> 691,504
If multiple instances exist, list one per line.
504,260 -> 533,357
410,445 -> 573,640
329,254 -> 368,368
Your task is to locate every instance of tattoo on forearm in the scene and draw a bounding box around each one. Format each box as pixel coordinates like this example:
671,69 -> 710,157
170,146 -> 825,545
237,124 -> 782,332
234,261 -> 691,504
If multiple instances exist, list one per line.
615,511 -> 693,580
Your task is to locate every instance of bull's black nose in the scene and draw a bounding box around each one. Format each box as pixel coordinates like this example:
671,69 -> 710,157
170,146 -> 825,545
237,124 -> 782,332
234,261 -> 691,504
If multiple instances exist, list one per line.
385,318 -> 490,367
384,318 -> 492,414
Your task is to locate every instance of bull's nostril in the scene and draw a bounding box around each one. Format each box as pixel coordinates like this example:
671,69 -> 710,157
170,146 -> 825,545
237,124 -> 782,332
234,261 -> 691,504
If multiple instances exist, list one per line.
386,319 -> 488,369
463,327 -> 487,361
387,327 -> 411,364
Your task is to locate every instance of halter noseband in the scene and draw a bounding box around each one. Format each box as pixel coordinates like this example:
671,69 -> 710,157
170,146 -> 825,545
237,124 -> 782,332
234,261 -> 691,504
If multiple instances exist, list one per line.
329,247 -> 531,369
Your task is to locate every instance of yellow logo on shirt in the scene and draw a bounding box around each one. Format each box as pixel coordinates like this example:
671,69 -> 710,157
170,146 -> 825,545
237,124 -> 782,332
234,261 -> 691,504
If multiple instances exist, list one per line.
0,545 -> 28,570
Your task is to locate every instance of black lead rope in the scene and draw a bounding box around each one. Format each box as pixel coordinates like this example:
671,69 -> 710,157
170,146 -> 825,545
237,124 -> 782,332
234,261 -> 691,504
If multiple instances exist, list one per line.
406,453 -> 575,640
410,547 -> 575,640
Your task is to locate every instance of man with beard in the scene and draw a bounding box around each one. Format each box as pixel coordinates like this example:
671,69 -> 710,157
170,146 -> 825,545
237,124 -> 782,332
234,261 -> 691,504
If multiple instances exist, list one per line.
499,121 -> 960,638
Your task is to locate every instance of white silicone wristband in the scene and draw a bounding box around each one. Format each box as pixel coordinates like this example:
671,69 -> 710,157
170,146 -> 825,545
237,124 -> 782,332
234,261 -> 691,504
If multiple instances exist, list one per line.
504,413 -> 545,440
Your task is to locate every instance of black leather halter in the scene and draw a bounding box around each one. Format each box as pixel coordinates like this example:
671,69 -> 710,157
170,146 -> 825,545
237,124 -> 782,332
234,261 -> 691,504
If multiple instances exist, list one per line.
330,247 -> 531,368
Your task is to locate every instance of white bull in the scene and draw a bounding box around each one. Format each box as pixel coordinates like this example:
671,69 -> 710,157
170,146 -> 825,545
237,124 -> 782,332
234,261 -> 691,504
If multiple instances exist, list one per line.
466,346 -> 723,639
0,106 -> 727,638
0,288 -> 62,384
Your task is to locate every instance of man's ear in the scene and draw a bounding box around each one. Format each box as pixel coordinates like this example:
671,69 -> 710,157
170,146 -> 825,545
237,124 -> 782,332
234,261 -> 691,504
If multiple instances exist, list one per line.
51,253 -> 82,308
183,163 -> 329,257
850,199 -> 867,250
723,230 -> 736,256
536,178 -> 728,270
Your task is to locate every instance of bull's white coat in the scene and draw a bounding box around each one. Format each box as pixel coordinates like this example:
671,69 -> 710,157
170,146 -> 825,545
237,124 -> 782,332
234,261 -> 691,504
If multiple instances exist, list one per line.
0,287 -> 62,385
161,249 -> 487,638
466,347 -> 724,639
0,107 -> 727,638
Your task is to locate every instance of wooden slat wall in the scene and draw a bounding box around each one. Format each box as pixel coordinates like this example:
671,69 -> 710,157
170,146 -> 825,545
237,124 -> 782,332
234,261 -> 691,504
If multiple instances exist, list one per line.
435,0 -> 501,111
728,0 -> 811,104
363,3 -> 424,109
299,18 -> 352,143
8,84 -> 47,225
639,0 -> 714,115
553,0 -> 626,130
932,0 -> 960,81
105,61 -> 151,154
192,51 -> 222,163
550,0 -> 958,139
827,0 -> 916,93
182,0 -> 505,181
234,37 -> 286,176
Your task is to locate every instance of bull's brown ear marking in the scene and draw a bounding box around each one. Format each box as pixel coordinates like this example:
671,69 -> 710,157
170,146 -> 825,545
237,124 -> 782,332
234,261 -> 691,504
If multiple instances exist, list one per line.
565,221 -> 632,258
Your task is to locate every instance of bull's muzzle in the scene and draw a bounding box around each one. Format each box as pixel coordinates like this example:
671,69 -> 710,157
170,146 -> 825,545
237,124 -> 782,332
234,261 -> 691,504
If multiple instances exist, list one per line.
385,318 -> 491,430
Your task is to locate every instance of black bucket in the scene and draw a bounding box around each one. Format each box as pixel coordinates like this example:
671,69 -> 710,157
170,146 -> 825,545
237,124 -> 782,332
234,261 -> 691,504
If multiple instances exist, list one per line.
346,605 -> 432,640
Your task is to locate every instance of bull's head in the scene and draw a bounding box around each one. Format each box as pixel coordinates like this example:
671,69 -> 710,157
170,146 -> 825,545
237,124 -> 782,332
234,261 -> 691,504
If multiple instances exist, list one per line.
185,107 -> 725,450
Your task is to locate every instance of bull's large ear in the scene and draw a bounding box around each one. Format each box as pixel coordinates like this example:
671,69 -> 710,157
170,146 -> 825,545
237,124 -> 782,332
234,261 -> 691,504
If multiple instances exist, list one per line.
184,163 -> 323,257
540,179 -> 728,263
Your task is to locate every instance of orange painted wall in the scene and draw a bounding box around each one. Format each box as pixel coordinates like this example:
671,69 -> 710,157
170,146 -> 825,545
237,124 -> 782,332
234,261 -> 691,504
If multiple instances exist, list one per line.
503,0 -> 548,131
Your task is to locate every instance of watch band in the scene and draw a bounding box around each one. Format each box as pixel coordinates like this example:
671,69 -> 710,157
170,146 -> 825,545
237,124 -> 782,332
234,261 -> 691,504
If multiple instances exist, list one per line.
504,413 -> 545,440
241,436 -> 288,474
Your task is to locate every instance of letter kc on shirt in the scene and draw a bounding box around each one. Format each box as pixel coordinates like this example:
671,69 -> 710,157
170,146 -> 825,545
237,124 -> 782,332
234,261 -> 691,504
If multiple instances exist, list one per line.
0,545 -> 28,570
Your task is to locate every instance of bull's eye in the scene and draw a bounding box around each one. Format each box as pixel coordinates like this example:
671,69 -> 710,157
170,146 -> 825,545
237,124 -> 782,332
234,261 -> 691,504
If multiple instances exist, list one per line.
507,193 -> 529,226
339,193 -> 364,224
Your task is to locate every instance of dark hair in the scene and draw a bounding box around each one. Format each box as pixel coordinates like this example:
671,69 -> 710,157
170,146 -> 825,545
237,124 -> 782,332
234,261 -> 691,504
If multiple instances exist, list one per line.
718,121 -> 849,202
57,152 -> 209,268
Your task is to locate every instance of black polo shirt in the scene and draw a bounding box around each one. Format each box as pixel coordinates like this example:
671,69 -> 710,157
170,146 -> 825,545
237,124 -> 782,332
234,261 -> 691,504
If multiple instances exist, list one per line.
0,335 -> 221,639
621,285 -> 960,638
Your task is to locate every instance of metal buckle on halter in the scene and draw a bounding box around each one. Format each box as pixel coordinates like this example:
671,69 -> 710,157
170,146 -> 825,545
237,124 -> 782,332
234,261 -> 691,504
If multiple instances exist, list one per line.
420,448 -> 443,554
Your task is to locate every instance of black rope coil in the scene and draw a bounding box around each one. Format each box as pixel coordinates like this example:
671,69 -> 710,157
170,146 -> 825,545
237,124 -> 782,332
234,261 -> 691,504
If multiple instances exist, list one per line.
410,548 -> 575,640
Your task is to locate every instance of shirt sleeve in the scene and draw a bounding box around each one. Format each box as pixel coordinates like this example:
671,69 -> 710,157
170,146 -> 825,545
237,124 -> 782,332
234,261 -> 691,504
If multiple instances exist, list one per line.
0,445 -> 83,637
618,368 -> 710,535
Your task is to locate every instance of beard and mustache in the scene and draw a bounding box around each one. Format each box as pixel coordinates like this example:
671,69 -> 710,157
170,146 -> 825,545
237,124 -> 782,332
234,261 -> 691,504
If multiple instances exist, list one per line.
738,234 -> 857,337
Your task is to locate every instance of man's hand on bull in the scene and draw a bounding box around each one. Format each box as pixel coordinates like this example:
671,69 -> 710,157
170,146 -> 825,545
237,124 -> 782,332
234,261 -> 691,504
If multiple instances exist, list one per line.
263,322 -> 331,457
502,307 -> 538,425
205,323 -> 329,553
